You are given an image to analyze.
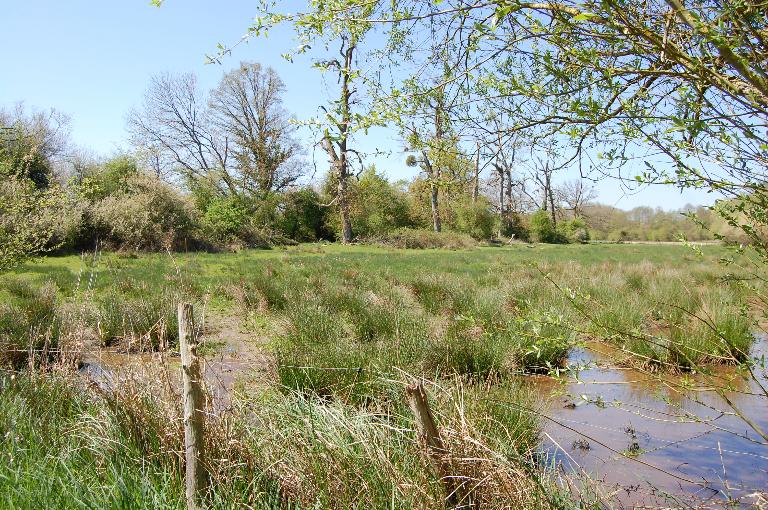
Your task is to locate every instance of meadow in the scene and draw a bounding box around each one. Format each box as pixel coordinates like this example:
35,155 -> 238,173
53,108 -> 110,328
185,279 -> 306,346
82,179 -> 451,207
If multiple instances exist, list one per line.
0,242 -> 761,509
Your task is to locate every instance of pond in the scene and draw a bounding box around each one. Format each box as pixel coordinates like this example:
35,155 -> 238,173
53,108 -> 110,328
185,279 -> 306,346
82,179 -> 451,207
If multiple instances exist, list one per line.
535,336 -> 768,508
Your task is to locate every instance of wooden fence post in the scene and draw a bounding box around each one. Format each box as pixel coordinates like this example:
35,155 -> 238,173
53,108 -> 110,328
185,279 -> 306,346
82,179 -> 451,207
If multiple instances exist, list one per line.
405,381 -> 468,508
179,303 -> 208,509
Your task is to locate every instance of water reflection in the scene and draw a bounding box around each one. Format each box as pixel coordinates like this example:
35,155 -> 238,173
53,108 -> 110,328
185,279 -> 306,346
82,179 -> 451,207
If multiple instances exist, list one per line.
534,336 -> 768,507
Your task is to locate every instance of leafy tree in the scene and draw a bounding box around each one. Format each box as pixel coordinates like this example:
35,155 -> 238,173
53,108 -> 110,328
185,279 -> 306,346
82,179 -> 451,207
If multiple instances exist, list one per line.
0,105 -> 69,189
235,1 -> 766,251
0,178 -> 64,271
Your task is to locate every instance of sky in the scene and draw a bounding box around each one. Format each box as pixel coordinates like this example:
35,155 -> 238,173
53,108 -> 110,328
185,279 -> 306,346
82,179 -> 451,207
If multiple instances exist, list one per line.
0,1 -> 716,210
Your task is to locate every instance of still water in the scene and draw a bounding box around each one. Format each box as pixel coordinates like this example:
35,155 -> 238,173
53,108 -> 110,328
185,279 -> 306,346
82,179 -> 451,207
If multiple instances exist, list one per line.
535,336 -> 768,508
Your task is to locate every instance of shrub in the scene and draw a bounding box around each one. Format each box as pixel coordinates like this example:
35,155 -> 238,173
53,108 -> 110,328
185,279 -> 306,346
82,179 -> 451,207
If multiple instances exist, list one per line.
453,197 -> 496,240
201,196 -> 250,243
77,155 -> 138,201
558,217 -> 591,243
529,210 -> 567,243
500,212 -> 530,241
275,188 -> 330,241
92,174 -> 197,251
323,167 -> 414,239
366,228 -> 477,249
199,195 -> 296,249
0,178 -> 66,270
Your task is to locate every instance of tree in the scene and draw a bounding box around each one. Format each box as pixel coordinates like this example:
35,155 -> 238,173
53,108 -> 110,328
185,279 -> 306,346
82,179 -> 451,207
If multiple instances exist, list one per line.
209,62 -> 301,197
0,104 -> 69,189
128,64 -> 301,198
402,77 -> 460,234
532,157 -> 558,227
231,2 -> 382,244
320,38 -> 358,243
256,1 -> 766,250
559,179 -> 597,219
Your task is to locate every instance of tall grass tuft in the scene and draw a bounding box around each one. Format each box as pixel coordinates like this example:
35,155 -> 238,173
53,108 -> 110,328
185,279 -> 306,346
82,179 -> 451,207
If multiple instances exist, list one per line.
0,279 -> 60,368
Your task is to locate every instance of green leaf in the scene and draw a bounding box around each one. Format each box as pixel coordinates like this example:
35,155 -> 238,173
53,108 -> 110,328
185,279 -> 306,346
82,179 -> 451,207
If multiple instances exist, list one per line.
572,12 -> 596,21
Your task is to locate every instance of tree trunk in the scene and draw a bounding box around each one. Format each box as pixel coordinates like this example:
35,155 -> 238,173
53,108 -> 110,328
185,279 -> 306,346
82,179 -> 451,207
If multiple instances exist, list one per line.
498,166 -> 505,219
431,178 -> 442,233
338,173 -> 353,243
472,142 -> 480,204
505,145 -> 515,215
505,168 -> 513,214
547,173 -> 557,227
431,93 -> 445,234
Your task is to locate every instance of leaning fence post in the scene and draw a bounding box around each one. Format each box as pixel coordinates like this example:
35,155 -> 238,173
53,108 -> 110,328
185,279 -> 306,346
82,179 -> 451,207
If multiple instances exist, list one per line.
178,303 -> 208,509
405,381 -> 467,508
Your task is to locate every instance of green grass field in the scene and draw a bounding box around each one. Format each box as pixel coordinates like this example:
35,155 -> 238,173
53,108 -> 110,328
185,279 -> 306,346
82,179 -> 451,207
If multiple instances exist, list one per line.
2,242 -> 753,374
0,243 -> 758,509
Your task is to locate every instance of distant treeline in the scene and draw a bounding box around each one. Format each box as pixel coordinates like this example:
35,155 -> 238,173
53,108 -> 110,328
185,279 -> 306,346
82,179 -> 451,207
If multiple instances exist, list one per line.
1,73 -> 721,256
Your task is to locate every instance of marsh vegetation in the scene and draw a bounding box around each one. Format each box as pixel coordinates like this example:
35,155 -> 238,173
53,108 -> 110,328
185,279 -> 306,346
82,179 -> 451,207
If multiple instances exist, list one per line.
0,243 -> 764,508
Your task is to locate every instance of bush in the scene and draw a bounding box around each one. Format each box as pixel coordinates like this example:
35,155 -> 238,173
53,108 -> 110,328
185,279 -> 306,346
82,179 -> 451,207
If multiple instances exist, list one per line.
323,167 -> 414,239
92,174 -> 197,251
366,228 -> 477,249
529,210 -> 567,243
0,178 -> 66,270
275,188 -> 330,242
453,197 -> 496,240
500,212 -> 530,241
198,194 -> 296,249
77,155 -> 138,201
558,217 -> 590,243
201,196 -> 250,243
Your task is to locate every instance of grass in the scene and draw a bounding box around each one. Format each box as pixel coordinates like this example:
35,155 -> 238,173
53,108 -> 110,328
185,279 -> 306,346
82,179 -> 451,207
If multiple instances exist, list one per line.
0,371 -> 290,510
0,373 -> 188,509
1,243 -> 755,376
0,370 -> 568,509
0,278 -> 60,368
0,242 -> 753,508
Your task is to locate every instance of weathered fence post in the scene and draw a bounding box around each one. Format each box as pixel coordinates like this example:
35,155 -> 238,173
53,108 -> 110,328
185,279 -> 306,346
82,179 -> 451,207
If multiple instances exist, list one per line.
178,303 -> 208,509
405,381 -> 467,508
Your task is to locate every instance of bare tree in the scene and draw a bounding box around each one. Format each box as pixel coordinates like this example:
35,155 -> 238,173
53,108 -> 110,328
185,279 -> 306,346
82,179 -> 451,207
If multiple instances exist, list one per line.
320,38 -> 356,244
127,72 -> 231,192
128,64 -> 301,198
559,179 -> 597,219
532,158 -> 558,227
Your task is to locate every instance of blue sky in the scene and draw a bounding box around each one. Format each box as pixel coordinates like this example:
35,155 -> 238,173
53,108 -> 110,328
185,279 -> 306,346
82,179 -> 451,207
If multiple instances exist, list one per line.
0,1 -> 714,210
